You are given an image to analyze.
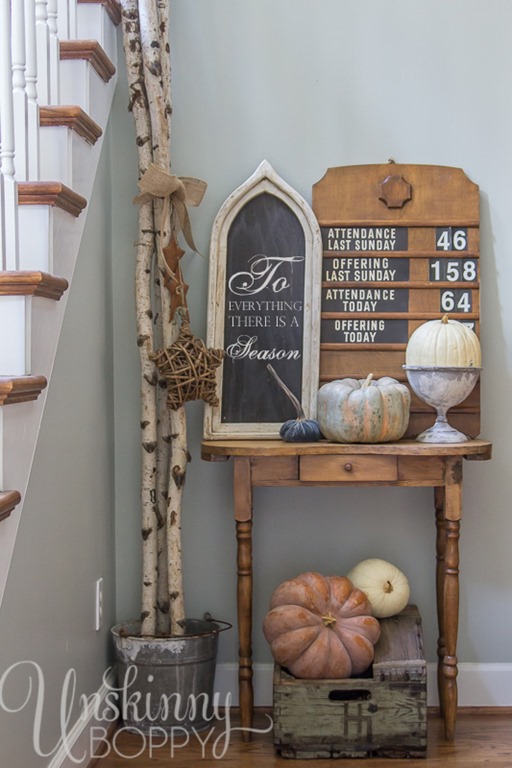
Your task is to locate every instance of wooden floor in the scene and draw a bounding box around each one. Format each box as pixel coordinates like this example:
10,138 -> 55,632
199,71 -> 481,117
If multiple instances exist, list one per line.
94,709 -> 512,767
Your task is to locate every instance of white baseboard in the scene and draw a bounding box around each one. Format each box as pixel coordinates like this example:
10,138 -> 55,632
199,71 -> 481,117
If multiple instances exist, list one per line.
48,660 -> 512,766
47,668 -> 117,768
214,661 -> 512,708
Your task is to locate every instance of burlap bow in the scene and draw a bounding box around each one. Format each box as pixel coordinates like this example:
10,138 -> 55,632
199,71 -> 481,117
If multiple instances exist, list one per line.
134,163 -> 207,253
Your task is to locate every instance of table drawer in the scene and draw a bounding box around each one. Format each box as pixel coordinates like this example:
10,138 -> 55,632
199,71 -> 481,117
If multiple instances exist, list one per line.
300,455 -> 398,482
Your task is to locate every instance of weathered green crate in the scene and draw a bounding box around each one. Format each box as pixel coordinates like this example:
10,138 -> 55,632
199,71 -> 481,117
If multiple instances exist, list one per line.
272,604 -> 427,759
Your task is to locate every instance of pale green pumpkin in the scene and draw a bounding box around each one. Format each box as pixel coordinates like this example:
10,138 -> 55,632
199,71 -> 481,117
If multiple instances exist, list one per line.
317,374 -> 410,443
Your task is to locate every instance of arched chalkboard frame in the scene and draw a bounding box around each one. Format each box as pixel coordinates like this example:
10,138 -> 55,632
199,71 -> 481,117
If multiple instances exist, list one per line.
204,160 -> 321,439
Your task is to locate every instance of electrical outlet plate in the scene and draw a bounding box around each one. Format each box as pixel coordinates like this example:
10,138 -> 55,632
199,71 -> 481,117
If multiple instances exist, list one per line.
95,578 -> 103,631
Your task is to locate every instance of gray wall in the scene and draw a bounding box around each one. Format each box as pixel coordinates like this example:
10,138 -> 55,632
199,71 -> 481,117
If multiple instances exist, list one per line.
112,0 -> 512,669
0,129 -> 116,766
0,8 -> 510,765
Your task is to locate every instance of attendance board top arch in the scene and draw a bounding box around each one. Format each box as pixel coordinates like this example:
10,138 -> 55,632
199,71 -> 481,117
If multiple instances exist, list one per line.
312,162 -> 481,439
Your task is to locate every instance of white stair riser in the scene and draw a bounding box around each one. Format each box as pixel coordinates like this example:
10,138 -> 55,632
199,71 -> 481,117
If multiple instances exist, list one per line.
39,127 -> 94,194
0,296 -> 70,384
18,205 -> 85,278
0,296 -> 30,376
77,4 -> 117,64
0,408 -> 3,488
18,206 -> 55,273
59,59 -> 115,126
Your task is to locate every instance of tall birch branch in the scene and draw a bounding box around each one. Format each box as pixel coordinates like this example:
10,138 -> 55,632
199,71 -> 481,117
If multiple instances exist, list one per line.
137,0 -> 188,635
121,0 -> 159,637
139,0 -> 173,634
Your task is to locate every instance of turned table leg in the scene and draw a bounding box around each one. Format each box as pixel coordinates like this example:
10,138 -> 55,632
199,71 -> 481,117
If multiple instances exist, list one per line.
233,457 -> 254,741
436,458 -> 463,741
435,486 -> 446,720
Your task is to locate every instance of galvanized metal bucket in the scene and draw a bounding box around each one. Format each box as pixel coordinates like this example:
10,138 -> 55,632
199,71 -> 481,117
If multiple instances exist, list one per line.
111,614 -> 231,733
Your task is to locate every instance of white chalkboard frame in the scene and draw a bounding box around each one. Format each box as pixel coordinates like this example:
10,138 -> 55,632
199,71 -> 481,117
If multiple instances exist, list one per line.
203,160 -> 322,439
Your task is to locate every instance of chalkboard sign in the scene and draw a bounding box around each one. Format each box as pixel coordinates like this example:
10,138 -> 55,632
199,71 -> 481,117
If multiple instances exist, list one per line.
312,163 -> 481,439
204,161 -> 321,439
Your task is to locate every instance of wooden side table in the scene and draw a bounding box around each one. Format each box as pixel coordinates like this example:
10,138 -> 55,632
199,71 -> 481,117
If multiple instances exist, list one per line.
201,438 -> 492,742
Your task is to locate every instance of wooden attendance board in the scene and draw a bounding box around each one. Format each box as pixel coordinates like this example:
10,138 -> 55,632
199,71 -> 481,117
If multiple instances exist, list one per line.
312,162 -> 481,439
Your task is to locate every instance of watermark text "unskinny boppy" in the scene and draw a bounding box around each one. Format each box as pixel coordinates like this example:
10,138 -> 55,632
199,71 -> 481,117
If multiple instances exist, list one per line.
0,661 -> 272,762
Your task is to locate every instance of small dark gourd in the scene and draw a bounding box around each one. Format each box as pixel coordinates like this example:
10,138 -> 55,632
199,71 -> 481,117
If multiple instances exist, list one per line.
267,364 -> 322,442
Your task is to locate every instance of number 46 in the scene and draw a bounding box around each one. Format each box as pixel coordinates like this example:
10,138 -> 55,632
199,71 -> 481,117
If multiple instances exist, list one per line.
436,227 -> 467,251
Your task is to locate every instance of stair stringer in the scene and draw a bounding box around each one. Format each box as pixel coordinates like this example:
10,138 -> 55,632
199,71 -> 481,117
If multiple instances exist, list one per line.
0,33 -> 119,609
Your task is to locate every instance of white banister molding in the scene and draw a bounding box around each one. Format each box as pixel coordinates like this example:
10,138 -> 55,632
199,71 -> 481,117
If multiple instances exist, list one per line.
11,0 -> 29,181
0,0 -> 19,270
24,0 -> 40,180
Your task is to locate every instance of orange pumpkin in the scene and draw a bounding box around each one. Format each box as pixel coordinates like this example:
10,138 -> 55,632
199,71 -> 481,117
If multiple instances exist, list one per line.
263,572 -> 381,679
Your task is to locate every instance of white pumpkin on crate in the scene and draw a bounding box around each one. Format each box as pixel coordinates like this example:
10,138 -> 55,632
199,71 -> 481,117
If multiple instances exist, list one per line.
346,558 -> 410,619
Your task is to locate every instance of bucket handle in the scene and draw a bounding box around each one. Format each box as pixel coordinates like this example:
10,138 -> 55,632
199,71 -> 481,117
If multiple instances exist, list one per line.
203,612 -> 232,632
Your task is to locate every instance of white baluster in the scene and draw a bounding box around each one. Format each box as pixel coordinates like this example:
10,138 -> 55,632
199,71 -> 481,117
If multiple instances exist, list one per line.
24,0 -> 40,180
47,0 -> 59,104
35,0 -> 50,105
0,155 -> 5,269
11,0 -> 29,181
0,0 -> 19,269
57,0 -> 76,40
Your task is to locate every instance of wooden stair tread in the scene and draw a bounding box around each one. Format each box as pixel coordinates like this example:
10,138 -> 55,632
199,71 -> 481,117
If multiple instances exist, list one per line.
60,39 -> 116,83
0,491 -> 21,523
0,271 -> 69,300
0,376 -> 48,405
17,181 -> 87,217
39,105 -> 102,145
78,0 -> 122,26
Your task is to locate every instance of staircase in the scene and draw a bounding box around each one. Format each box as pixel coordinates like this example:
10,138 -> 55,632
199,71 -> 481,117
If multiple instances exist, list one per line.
0,0 -> 120,605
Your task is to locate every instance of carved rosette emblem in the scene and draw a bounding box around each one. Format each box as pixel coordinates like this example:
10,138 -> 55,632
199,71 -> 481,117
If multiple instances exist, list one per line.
378,174 -> 412,209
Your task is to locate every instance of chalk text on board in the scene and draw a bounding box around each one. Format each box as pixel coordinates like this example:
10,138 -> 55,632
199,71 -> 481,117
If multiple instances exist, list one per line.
225,334 -> 301,361
322,226 -> 408,252
228,254 -> 304,296
227,300 -> 303,329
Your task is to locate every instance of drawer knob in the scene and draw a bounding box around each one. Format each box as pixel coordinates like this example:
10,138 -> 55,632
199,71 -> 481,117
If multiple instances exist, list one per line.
344,462 -> 353,472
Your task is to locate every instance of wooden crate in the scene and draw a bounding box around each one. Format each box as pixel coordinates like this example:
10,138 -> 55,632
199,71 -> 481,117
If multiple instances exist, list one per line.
272,605 -> 427,759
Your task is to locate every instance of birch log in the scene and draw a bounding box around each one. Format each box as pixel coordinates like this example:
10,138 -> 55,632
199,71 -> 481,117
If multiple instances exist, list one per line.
137,0 -> 187,635
142,7 -> 173,632
120,0 -> 190,636
156,4 -> 188,635
121,0 -> 159,637
156,0 -> 173,144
